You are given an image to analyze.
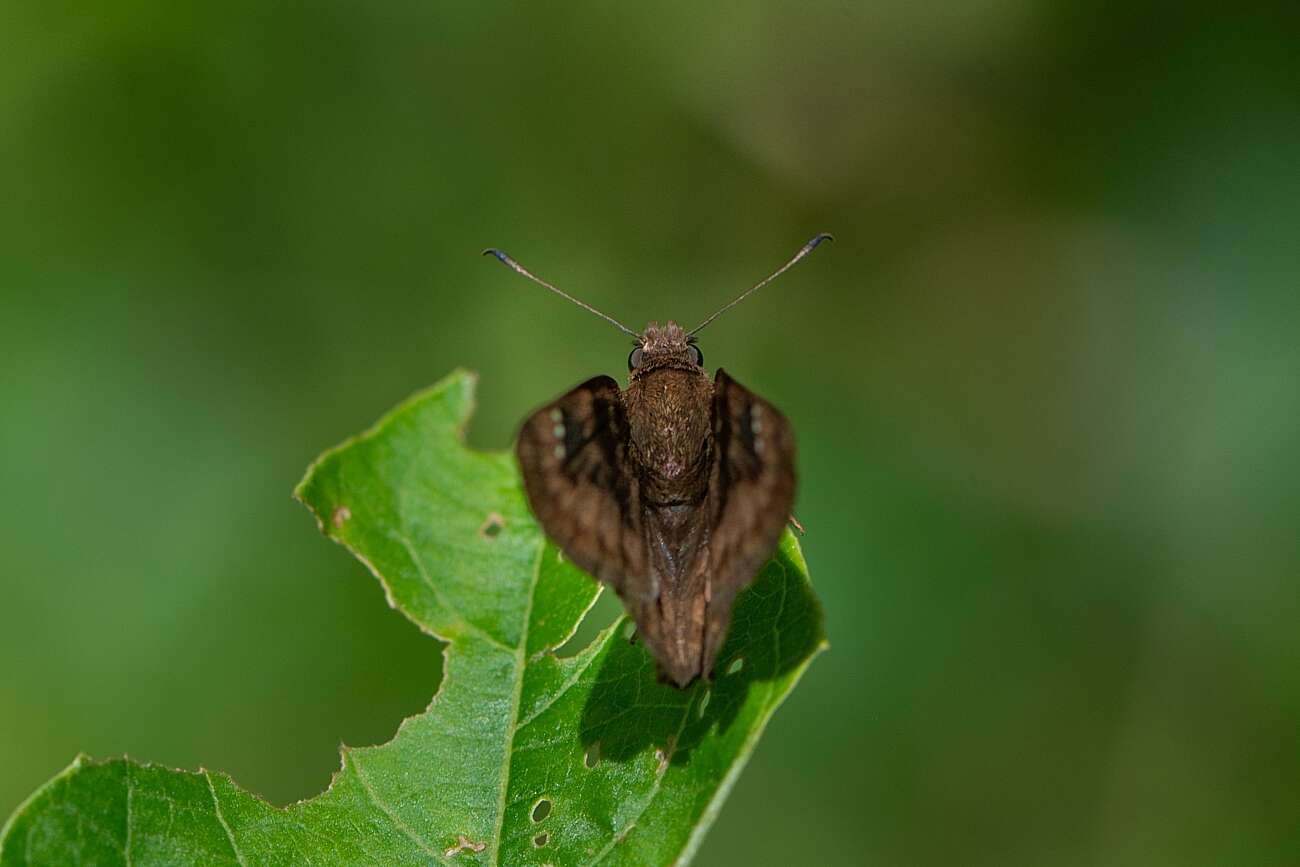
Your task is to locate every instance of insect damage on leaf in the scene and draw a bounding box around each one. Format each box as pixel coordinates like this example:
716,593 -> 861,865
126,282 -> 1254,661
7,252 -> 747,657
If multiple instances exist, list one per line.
444,834 -> 487,857
0,369 -> 825,867
478,511 -> 506,539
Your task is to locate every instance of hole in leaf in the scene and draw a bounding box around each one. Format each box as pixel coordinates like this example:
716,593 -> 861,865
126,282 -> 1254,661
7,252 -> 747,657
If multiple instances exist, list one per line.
478,513 -> 505,539
553,589 -> 621,659
531,798 -> 552,823
331,506 -> 351,529
533,832 -> 549,848
584,741 -> 600,768
698,689 -> 711,717
726,657 -> 744,675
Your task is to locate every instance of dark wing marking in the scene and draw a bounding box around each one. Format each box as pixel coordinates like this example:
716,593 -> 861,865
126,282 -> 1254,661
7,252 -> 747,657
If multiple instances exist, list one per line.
515,375 -> 645,594
703,368 -> 797,675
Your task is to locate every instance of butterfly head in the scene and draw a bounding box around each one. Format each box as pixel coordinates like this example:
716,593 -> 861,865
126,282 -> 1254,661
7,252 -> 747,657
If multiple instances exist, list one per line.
627,321 -> 705,378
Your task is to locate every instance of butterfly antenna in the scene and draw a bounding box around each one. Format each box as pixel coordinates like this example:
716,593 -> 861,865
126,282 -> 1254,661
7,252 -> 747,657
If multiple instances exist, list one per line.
688,233 -> 833,336
483,248 -> 640,338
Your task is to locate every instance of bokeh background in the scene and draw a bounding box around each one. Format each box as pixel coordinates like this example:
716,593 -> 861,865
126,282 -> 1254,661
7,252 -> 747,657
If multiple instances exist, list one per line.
3,3 -> 1297,864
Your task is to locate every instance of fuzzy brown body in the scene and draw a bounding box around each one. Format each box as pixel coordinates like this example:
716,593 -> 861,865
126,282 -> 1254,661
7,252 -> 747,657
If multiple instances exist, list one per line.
516,321 -> 796,687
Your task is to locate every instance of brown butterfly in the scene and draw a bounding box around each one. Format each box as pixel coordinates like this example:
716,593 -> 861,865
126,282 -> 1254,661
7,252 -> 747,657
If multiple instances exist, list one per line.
485,235 -> 830,687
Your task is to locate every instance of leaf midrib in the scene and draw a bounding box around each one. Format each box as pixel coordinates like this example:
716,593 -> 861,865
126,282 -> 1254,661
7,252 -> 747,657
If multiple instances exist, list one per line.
489,538 -> 545,867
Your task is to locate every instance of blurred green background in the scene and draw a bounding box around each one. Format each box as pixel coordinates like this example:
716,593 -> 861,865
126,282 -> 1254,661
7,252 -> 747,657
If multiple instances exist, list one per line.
3,3 -> 1297,864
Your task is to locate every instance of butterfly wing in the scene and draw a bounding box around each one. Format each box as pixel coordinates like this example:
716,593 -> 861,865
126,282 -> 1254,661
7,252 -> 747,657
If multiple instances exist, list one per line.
703,368 -> 797,674
516,375 -> 645,593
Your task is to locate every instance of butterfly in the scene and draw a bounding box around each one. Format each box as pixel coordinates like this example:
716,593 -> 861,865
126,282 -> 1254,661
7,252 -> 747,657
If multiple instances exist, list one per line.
485,234 -> 830,687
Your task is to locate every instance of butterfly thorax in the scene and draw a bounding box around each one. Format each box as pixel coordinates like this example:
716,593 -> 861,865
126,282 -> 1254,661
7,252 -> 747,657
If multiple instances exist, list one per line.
625,321 -> 713,502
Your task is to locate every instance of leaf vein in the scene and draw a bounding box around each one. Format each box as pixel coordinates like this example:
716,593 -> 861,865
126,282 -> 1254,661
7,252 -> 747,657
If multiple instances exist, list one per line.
347,752 -> 449,866
393,531 -> 512,652
124,761 -> 134,867
515,642 -> 608,731
585,689 -> 698,866
489,539 -> 544,867
204,773 -> 248,867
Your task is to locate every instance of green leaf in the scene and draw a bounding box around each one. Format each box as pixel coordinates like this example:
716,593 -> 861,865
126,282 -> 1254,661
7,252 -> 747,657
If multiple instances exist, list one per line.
1,369 -> 825,867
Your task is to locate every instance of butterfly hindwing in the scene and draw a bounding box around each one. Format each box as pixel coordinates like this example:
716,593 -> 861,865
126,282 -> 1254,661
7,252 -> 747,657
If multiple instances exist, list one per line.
516,375 -> 646,594
703,368 -> 797,673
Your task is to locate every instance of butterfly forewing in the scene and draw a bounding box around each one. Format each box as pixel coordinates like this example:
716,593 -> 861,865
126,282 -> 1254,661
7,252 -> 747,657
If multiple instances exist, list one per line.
516,376 -> 646,593
702,369 -> 797,672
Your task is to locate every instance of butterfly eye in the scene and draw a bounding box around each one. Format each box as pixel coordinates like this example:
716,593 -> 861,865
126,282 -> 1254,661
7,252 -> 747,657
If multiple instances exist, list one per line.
689,344 -> 704,366
628,346 -> 644,370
